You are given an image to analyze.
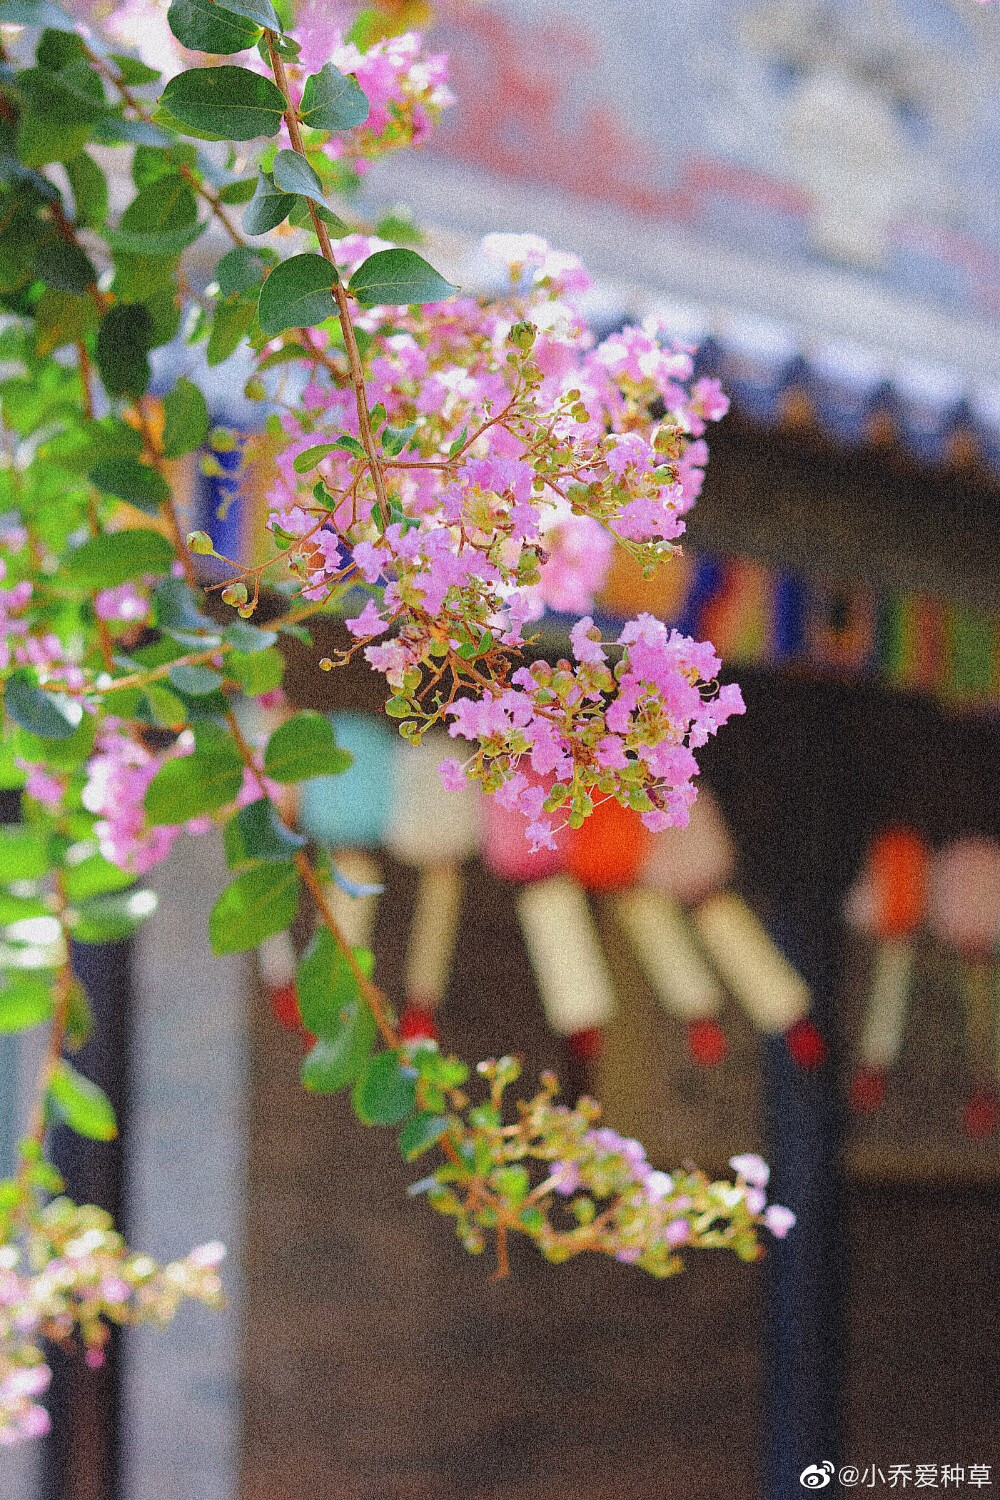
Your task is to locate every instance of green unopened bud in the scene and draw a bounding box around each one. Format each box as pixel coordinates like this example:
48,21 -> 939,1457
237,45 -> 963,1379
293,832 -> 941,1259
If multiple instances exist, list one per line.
221,582 -> 249,607
507,320 -> 536,352
237,604 -> 255,619
186,530 -> 215,556
244,377 -> 267,402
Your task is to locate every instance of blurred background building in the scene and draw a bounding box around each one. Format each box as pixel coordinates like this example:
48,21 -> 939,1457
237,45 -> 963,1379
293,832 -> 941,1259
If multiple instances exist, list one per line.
3,1 -> 1000,1498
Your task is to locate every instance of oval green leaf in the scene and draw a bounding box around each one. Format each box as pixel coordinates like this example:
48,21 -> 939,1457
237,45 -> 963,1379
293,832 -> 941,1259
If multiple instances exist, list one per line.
144,730 -> 244,825
162,375 -> 209,458
242,169 -> 297,235
295,928 -> 374,1039
167,0 -> 262,53
272,148 -> 324,200
257,253 -> 338,336
48,1060 -> 117,1140
262,711 -> 353,783
399,1110 -> 448,1161
348,248 -> 457,309
159,66 -> 286,141
5,671 -> 82,740
67,529 -> 174,588
108,175 -> 202,256
353,1048 -> 417,1126
223,798 -> 305,869
300,63 -> 369,132
208,861 -> 300,954
0,976 -> 53,1034
88,456 -> 170,514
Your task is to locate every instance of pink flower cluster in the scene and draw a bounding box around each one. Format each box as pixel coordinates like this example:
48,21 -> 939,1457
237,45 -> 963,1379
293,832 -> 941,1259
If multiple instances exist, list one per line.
80,723 -> 268,875
0,1204 -> 224,1446
264,233 -> 737,840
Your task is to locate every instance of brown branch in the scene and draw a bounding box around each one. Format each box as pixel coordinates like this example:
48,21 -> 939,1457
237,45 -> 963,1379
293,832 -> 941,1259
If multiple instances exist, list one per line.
264,31 -> 390,530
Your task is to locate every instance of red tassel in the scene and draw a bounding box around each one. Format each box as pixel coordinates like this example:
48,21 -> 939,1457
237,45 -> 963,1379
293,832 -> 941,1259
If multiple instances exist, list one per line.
567,1026 -> 604,1063
268,983 -> 302,1032
688,1017 -> 727,1066
963,1091 -> 999,1140
785,1017 -> 828,1070
849,1066 -> 887,1114
399,1003 -> 438,1043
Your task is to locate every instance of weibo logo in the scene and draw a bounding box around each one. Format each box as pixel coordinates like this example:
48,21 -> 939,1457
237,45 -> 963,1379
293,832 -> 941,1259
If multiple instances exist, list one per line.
800,1462 -> 835,1489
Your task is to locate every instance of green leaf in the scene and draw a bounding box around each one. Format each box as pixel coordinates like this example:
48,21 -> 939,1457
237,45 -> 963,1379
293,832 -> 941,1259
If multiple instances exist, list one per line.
34,239 -> 96,294
66,152 -> 108,229
286,197 -> 348,234
353,1049 -> 417,1126
108,175 -> 202,256
15,64 -> 103,166
65,529 -> 174,588
0,976 -> 52,1034
88,456 -> 169,514
398,1111 -> 447,1161
207,297 -> 257,365
223,620 -> 277,651
13,713 -> 95,771
48,1060 -> 117,1140
0,890 -> 49,924
13,712 -> 95,772
143,684 -> 188,729
109,53 -> 162,85
218,176 -> 257,205
208,861 -> 300,954
4,671 -> 81,741
167,0 -> 262,53
0,1 -> 75,29
262,711 -> 352,784
144,724 -> 243,825
159,66 -> 286,141
0,827 -> 50,880
153,575 -> 218,635
228,645 -> 284,697
215,246 -> 267,297
271,148 -> 323,199
95,303 -> 154,399
257,253 -> 337,337
167,663 -> 222,695
381,421 -> 417,457
292,441 -> 338,474
222,0 -> 280,27
349,249 -> 457,309
162,376 -> 209,458
300,992 -> 375,1091
223,798 -> 305,868
61,850 -> 135,902
296,928 -> 373,1037
299,63 -> 369,132
242,169 -> 297,235
70,887 -> 158,943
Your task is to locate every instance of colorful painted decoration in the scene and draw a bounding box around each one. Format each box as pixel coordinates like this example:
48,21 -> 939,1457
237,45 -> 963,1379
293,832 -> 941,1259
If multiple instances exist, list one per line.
847,830 -> 1000,1137
565,799 -> 650,893
845,828 -> 931,1113
594,547 -> 1000,713
298,712 -> 398,850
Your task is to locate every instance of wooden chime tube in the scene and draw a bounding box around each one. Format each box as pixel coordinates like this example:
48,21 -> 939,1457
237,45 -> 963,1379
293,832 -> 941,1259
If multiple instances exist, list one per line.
404,863 -> 463,1012
517,876 -> 617,1035
858,937 -> 913,1070
324,848 -> 383,953
614,887 -> 723,1021
692,891 -> 809,1034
